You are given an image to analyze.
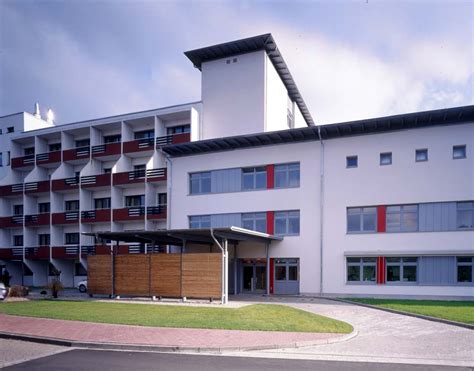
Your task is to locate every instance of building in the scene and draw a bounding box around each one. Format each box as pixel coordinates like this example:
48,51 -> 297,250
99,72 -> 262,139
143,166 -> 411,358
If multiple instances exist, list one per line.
0,34 -> 472,299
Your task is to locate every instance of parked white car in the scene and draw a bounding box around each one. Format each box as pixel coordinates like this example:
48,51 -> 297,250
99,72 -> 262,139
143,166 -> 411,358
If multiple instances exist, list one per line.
0,283 -> 7,300
76,280 -> 87,293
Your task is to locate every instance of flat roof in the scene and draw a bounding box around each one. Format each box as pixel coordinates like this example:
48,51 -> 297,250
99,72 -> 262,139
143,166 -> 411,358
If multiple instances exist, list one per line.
184,33 -> 315,127
163,105 -> 474,157
84,227 -> 282,245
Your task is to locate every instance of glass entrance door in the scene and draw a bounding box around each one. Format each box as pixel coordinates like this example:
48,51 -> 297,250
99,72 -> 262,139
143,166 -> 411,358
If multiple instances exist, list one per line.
242,263 -> 266,293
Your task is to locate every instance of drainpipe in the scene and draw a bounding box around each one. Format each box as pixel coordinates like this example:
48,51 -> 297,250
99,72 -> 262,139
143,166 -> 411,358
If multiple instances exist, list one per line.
317,127 -> 325,296
210,228 -> 227,304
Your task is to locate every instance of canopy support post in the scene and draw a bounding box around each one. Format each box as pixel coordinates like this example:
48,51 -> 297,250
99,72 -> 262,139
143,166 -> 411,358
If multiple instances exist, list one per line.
266,243 -> 270,296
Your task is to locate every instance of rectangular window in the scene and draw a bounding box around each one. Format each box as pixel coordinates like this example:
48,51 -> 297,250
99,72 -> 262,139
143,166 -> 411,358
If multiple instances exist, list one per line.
158,193 -> 167,206
275,258 -> 299,281
7,126 -> 14,133
346,257 -> 376,283
65,200 -> 80,211
167,125 -> 190,135
94,198 -> 111,210
75,139 -> 90,148
456,257 -> 473,283
65,233 -> 79,245
347,207 -> 377,233
189,215 -> 211,229
38,234 -> 50,246
386,205 -> 418,232
13,235 -> 23,246
456,202 -> 474,230
274,163 -> 300,188
0,152 -> 2,167
38,202 -> 50,213
386,257 -> 418,283
104,134 -> 121,143
49,143 -> 61,152
125,195 -> 145,207
189,172 -> 211,194
274,210 -> 300,236
133,164 -> 146,178
346,156 -> 358,168
134,130 -> 154,139
242,212 -> 267,233
242,166 -> 267,190
103,167 -> 112,174
415,149 -> 428,162
380,152 -> 392,165
13,204 -> 23,216
453,145 -> 466,159
24,147 -> 34,155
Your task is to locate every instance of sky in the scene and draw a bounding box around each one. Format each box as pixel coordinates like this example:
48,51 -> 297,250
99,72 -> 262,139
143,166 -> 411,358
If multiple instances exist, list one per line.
0,0 -> 473,125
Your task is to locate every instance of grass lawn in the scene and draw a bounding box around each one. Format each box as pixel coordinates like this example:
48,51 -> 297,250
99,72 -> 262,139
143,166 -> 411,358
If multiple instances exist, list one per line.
0,301 -> 352,333
345,298 -> 474,325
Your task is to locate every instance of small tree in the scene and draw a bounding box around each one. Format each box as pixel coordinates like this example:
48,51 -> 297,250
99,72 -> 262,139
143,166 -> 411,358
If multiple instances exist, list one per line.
47,267 -> 63,299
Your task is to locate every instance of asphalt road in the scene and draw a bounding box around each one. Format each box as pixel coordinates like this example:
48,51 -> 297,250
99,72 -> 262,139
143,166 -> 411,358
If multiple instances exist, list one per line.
5,350 -> 472,371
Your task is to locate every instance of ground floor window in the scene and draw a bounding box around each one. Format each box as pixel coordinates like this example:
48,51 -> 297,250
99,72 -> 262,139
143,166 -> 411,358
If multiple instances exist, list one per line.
346,257 -> 376,283
386,257 -> 417,283
275,258 -> 298,282
457,257 -> 473,283
75,263 -> 87,276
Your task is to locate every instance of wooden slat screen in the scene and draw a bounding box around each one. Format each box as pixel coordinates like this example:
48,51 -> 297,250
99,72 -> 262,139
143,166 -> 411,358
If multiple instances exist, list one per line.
182,253 -> 222,299
150,254 -> 181,297
115,255 -> 150,296
87,255 -> 112,295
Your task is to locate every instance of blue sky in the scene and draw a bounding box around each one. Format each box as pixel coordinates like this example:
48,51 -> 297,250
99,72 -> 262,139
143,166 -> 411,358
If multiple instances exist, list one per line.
1,0 -> 472,125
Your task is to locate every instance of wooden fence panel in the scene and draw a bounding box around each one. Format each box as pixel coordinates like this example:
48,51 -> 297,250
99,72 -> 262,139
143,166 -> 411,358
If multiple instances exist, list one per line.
88,255 -> 112,295
182,253 -> 222,299
150,254 -> 181,297
115,255 -> 150,296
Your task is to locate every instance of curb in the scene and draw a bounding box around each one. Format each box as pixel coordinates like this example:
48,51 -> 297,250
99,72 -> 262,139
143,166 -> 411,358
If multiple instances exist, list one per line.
0,329 -> 358,353
330,298 -> 474,330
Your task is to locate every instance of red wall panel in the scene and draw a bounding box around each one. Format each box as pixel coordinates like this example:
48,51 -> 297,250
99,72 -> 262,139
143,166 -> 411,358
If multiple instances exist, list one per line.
266,211 -> 275,235
377,206 -> 386,233
266,164 -> 275,189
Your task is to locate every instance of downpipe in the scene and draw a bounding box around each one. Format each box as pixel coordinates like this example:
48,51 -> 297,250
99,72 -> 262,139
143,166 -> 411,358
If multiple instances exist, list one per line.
210,228 -> 227,304
317,127 -> 325,296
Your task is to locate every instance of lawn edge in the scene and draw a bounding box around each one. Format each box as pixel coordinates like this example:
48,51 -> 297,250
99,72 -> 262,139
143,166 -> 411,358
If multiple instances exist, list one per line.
331,298 -> 474,330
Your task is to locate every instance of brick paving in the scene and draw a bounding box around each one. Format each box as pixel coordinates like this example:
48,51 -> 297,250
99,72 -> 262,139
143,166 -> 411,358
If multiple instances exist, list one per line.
0,314 -> 345,350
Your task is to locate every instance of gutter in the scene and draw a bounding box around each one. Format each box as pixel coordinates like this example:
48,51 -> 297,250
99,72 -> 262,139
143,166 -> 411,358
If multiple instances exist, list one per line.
317,127 -> 325,296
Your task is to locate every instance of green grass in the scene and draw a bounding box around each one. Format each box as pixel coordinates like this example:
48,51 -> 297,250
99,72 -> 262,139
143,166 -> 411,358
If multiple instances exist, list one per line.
345,298 -> 474,325
0,301 -> 352,333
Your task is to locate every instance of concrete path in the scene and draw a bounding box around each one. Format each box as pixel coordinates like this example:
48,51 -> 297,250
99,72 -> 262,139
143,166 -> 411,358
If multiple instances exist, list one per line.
0,339 -> 68,369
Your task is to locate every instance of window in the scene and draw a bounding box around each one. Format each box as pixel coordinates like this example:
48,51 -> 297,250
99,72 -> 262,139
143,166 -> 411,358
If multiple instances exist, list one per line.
274,210 -> 300,236
0,152 -> 2,167
386,205 -> 418,232
38,202 -> 50,213
133,164 -> 146,178
13,204 -> 23,216
6,151 -> 10,166
457,257 -> 473,283
65,200 -> 80,211
457,202 -> 474,230
94,198 -> 111,210
347,207 -> 377,233
24,147 -> 34,155
242,167 -> 266,190
65,233 -> 79,245
380,152 -> 392,165
190,172 -> 211,194
49,143 -> 61,152
7,126 -> 14,133
158,193 -> 167,206
13,235 -> 23,246
275,258 -> 298,281
189,215 -> 211,229
75,263 -> 87,276
453,145 -> 466,159
75,139 -> 90,148
167,125 -> 190,135
386,257 -> 417,283
103,168 -> 112,174
125,195 -> 145,207
346,156 -> 358,168
242,213 -> 267,233
134,130 -> 154,139
275,163 -> 300,188
38,234 -> 50,246
415,149 -> 428,162
104,134 -> 121,143
346,257 -> 376,283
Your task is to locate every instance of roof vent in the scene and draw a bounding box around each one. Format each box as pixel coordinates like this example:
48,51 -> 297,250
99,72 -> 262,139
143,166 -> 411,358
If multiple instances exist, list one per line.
34,103 -> 41,119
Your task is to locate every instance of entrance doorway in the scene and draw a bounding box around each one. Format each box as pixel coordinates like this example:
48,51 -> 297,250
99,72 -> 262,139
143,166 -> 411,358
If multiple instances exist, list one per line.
242,261 -> 266,293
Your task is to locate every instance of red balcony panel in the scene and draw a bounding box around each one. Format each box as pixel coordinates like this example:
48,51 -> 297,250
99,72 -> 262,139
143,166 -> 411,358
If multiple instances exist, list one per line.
11,155 -> 35,169
63,147 -> 90,162
113,171 -> 145,186
52,211 -> 79,225
0,248 -> 13,260
24,213 -> 50,227
52,246 -> 79,259
81,174 -> 111,189
0,184 -> 24,197
25,246 -> 50,260
171,132 -> 191,144
36,150 -> 61,165
147,206 -> 167,220
52,177 -> 79,191
92,142 -> 121,158
81,209 -> 111,223
24,180 -> 50,194
0,216 -> 23,228
113,207 -> 145,222
95,245 -> 111,255
123,138 -> 154,154
146,168 -> 167,182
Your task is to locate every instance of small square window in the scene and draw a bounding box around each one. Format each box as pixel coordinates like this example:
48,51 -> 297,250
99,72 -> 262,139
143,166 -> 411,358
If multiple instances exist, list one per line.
380,152 -> 392,165
7,127 -> 14,133
346,156 -> 358,168
453,145 -> 466,159
415,149 -> 428,162
233,58 -> 238,63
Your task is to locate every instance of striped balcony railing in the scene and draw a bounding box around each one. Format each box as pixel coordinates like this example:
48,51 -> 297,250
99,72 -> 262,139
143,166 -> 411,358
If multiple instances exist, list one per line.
63,146 -> 90,162
80,174 -> 111,189
91,142 -> 121,158
113,170 -> 146,186
0,215 -> 24,228
156,132 -> 191,147
36,150 -> 61,165
113,207 -> 145,221
0,248 -> 23,260
11,154 -> 35,169
52,245 -> 79,259
51,177 -> 80,191
81,209 -> 111,223
52,211 -> 79,225
24,180 -> 50,194
146,168 -> 167,182
80,245 -> 96,256
24,213 -> 50,227
128,243 -> 145,254
147,205 -> 167,220
0,183 -> 24,197
25,246 -> 50,260
123,138 -> 154,154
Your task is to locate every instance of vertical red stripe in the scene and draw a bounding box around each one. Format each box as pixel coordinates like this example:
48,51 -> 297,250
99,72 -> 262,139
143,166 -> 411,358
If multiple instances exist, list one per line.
266,211 -> 275,235
377,206 -> 386,233
269,258 -> 274,294
376,257 -> 386,284
266,164 -> 274,189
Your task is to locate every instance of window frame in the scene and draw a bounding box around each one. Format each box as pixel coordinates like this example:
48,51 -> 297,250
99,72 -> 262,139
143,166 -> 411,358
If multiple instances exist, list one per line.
65,200 -> 80,211
453,145 -> 466,159
189,171 -> 212,195
456,257 -> 473,283
385,257 -> 418,284
380,152 -> 392,166
456,202 -> 474,230
274,162 -> 300,189
274,210 -> 300,236
274,258 -> 299,282
415,149 -> 428,162
385,204 -> 419,233
241,212 -> 267,233
241,166 -> 267,191
347,207 -> 377,234
346,257 -> 377,284
65,233 -> 80,245
94,197 -> 111,210
189,215 -> 211,229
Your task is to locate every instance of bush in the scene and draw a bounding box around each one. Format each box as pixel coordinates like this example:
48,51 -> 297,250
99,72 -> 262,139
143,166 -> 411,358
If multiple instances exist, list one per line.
8,285 -> 29,297
47,278 -> 64,298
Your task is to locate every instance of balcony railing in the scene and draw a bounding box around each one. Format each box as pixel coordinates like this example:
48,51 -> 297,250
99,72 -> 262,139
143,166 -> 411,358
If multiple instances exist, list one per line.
80,174 -> 111,189
113,206 -> 145,221
11,154 -> 35,169
80,245 -> 97,256
25,246 -> 50,260
123,138 -> 154,154
52,211 -> 79,225
63,146 -> 90,162
147,205 -> 167,220
0,248 -> 23,260
0,183 -> 24,197
51,177 -> 79,191
91,142 -> 121,158
24,213 -> 50,227
81,209 -> 111,223
24,180 -> 50,194
36,150 -> 61,165
146,168 -> 167,182
52,245 -> 79,259
0,215 -> 24,228
113,169 -> 146,186
156,132 -> 191,147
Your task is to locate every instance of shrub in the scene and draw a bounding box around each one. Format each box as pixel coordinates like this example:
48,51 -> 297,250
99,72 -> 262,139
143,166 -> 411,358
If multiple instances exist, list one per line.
47,278 -> 64,299
8,285 -> 29,297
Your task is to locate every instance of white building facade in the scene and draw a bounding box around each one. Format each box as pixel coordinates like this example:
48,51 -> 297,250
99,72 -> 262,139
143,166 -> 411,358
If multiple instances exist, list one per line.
1,34 -> 472,299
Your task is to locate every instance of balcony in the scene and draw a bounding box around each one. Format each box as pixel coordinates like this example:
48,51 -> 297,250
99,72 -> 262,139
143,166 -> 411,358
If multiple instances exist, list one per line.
113,207 -> 145,222
146,168 -> 167,182
51,177 -> 79,192
81,209 -> 111,223
25,246 -> 50,260
80,174 -> 111,189
24,180 -> 50,194
113,170 -> 146,186
52,245 -> 79,259
63,146 -> 90,162
24,213 -> 50,227
52,211 -> 79,225
0,215 -> 23,228
0,248 -> 23,260
11,154 -> 35,169
156,133 -> 191,147
147,205 -> 166,220
36,151 -> 61,166
0,183 -> 24,197
91,142 -> 121,158
123,138 -> 154,154
81,245 -> 98,256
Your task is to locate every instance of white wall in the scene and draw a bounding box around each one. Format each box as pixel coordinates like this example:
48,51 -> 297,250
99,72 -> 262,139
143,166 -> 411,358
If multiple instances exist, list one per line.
264,55 -> 289,132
